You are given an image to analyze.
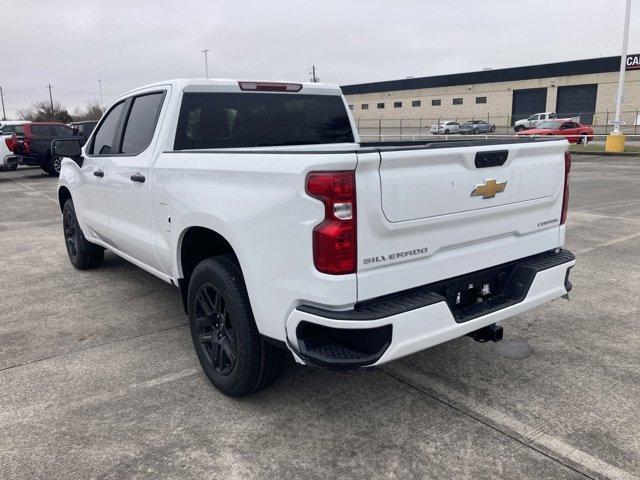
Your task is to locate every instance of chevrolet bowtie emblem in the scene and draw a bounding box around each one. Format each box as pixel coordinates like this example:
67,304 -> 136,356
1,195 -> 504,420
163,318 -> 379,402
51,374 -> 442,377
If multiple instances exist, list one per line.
471,179 -> 507,199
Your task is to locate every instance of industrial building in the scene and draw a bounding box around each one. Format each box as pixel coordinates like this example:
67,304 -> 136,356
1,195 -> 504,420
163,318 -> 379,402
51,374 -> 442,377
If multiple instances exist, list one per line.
342,54 -> 640,131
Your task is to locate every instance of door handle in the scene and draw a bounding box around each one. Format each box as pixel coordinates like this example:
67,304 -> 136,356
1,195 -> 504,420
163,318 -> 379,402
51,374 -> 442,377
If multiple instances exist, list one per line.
130,173 -> 146,183
93,169 -> 104,177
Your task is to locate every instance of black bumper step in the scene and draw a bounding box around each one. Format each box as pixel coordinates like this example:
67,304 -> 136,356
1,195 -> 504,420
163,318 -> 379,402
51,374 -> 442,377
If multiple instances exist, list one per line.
298,249 -> 574,324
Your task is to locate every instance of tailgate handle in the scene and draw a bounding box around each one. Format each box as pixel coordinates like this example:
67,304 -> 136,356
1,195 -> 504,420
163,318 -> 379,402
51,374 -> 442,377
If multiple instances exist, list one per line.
475,150 -> 508,168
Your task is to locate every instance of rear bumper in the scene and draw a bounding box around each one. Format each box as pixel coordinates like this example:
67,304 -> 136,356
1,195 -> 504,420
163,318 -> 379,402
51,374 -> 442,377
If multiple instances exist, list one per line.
286,249 -> 575,368
18,155 -> 42,166
1,154 -> 18,167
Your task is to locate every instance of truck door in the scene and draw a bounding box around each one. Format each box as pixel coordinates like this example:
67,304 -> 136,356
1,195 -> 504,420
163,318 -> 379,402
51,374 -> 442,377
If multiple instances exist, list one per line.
76,101 -> 126,240
104,90 -> 167,270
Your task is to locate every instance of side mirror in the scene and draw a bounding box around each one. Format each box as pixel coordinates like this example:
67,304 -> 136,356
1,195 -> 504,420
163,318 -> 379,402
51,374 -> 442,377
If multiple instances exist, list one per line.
52,138 -> 83,167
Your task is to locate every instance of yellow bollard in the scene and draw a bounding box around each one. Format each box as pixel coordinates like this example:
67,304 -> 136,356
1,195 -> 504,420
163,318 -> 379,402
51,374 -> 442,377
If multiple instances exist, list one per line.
605,132 -> 626,153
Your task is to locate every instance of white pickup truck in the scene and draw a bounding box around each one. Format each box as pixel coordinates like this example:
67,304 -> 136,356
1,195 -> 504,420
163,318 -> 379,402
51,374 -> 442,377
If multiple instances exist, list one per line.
55,79 -> 575,397
513,112 -> 558,132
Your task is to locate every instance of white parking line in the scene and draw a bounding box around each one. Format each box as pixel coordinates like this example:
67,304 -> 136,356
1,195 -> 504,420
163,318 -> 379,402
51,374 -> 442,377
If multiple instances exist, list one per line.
575,231 -> 640,255
383,367 -> 638,480
0,172 -> 59,205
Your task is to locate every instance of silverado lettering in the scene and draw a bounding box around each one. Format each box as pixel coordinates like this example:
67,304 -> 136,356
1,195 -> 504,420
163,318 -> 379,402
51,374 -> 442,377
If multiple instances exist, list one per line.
363,247 -> 429,264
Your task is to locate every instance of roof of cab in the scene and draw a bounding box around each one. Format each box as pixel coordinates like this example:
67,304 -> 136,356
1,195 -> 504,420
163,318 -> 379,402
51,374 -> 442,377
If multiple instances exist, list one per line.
121,78 -> 343,97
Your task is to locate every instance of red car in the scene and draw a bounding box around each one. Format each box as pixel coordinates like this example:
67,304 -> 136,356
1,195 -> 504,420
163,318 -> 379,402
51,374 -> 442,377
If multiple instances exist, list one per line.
516,120 -> 594,144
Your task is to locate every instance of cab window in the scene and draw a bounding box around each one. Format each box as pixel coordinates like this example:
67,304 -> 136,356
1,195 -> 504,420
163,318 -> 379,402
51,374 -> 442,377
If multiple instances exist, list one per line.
89,102 -> 125,155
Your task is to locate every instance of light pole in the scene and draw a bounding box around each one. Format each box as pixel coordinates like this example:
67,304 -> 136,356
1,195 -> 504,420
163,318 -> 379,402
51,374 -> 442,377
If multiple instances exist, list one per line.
201,49 -> 210,78
98,79 -> 104,112
606,0 -> 632,152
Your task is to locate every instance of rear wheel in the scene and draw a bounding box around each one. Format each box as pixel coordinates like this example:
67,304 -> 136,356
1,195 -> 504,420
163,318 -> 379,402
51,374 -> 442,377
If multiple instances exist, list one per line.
44,155 -> 62,177
490,125 -> 496,132
188,255 -> 286,397
473,128 -> 479,134
62,199 -> 104,269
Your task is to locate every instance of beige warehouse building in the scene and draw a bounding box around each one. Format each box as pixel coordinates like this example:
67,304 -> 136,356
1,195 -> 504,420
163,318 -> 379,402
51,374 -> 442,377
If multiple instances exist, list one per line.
342,54 -> 640,136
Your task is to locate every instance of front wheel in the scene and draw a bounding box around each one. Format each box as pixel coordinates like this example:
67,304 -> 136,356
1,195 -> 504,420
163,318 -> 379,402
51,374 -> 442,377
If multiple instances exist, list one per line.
62,199 -> 104,269
188,255 -> 287,397
514,125 -> 525,132
444,129 -> 450,135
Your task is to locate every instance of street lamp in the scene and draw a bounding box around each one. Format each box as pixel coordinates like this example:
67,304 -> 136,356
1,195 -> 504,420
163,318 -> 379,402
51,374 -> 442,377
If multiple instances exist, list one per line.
606,0 -> 632,153
201,49 -> 210,79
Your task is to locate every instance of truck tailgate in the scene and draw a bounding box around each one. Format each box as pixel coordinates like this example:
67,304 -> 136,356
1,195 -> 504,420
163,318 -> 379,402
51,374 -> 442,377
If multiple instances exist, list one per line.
356,140 -> 568,301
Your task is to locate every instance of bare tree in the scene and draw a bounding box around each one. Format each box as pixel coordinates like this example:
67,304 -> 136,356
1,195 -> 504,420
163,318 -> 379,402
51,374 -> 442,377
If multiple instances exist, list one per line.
73,101 -> 103,121
18,100 -> 72,123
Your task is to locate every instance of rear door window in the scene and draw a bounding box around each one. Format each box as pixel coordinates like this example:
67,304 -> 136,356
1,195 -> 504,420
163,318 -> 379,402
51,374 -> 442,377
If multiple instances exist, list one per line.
90,102 -> 125,155
29,125 -> 51,137
52,124 -> 73,136
174,92 -> 354,150
121,92 -> 165,155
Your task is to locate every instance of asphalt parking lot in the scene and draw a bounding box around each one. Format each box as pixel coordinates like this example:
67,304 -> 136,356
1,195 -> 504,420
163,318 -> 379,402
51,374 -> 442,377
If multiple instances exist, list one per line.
1,155 -> 640,480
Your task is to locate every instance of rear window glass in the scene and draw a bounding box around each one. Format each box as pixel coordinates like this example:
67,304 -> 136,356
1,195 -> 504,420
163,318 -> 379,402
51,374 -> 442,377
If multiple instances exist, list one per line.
174,92 -> 354,150
121,92 -> 164,154
30,125 -> 51,136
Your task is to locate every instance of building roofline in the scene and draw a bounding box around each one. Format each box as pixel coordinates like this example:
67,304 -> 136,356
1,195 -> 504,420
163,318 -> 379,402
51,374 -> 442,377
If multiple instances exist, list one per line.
341,55 -> 627,95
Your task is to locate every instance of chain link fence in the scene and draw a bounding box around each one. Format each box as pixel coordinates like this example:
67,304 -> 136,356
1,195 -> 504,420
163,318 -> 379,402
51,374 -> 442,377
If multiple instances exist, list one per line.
353,110 -> 640,141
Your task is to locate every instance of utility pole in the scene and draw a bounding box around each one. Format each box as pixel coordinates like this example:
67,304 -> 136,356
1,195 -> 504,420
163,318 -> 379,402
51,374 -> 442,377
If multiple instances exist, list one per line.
47,84 -> 54,120
98,79 -> 104,112
310,65 -> 318,83
0,86 -> 6,121
201,49 -> 210,78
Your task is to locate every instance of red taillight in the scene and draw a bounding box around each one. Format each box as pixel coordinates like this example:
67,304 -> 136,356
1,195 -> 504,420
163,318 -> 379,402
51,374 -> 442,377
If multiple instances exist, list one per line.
4,134 -> 15,152
238,81 -> 303,92
561,151 -> 571,225
306,171 -> 356,275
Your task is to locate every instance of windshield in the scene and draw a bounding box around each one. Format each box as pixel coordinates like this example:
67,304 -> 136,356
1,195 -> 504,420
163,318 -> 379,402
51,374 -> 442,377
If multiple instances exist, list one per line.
537,121 -> 561,129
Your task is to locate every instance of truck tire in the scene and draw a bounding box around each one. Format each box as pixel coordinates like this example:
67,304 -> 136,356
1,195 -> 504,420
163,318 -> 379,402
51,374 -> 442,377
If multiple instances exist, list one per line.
44,156 -> 62,177
62,199 -> 105,269
188,255 -> 286,397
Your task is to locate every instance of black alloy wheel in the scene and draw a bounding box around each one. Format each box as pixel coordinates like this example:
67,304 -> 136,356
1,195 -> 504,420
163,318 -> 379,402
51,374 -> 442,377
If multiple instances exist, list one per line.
63,207 -> 79,260
194,283 -> 237,376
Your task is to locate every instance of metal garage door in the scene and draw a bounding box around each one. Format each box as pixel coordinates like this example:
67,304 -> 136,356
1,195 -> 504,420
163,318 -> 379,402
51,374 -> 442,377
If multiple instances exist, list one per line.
556,84 -> 597,124
511,88 -> 547,125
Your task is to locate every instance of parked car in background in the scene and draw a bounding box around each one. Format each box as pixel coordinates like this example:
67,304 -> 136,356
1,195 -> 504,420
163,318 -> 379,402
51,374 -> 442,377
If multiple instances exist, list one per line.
516,120 -> 594,144
0,121 -> 29,171
459,120 -> 496,134
430,121 -> 460,134
514,112 -> 557,132
12,122 -> 75,176
69,120 -> 98,146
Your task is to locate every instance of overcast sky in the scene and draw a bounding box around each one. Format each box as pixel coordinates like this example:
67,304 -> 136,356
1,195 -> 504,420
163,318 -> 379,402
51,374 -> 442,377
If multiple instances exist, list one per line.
3,0 -> 640,117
